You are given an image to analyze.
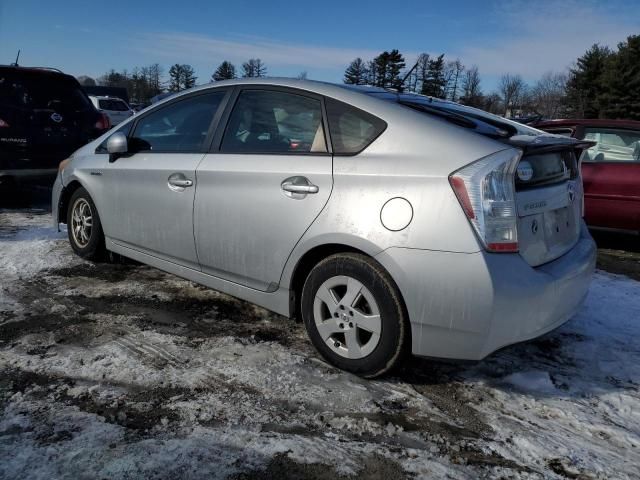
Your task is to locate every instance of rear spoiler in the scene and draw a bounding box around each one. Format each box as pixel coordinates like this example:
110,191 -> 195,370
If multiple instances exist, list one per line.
505,134 -> 596,155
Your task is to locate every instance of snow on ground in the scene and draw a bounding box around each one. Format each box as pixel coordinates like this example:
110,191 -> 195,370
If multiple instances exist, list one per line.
1,210 -> 639,479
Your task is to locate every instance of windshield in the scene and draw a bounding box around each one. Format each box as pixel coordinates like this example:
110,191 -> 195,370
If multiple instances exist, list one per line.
98,98 -> 129,111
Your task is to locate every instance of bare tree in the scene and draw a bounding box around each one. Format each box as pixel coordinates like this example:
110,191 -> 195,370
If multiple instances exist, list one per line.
444,59 -> 464,101
499,74 -> 527,117
297,71 -> 308,80
530,72 -> 568,119
483,92 -> 503,115
460,65 -> 482,107
242,59 -> 267,78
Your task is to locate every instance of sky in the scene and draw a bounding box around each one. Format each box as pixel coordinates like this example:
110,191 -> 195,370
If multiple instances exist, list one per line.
0,0 -> 638,91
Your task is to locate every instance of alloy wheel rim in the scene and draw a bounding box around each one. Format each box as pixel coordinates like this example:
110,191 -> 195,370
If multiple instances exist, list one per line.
313,275 -> 382,359
71,198 -> 93,248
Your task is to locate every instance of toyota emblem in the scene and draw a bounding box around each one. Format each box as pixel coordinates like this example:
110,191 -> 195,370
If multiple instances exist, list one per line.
51,112 -> 63,123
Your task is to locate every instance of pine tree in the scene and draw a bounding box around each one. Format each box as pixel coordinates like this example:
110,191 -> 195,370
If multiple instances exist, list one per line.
344,58 -> 368,85
600,35 -> 640,119
386,49 -> 405,90
242,58 -> 267,77
371,50 -> 405,89
182,64 -> 197,89
168,64 -> 197,92
565,44 -> 612,118
421,54 -> 446,97
168,64 -> 183,92
212,61 -> 236,81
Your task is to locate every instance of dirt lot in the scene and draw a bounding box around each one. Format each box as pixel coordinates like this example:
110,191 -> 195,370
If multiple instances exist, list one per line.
1,197 -> 639,479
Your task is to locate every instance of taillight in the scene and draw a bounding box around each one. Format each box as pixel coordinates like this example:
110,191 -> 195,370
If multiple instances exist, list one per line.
95,113 -> 111,130
449,149 -> 522,253
0,118 -> 9,128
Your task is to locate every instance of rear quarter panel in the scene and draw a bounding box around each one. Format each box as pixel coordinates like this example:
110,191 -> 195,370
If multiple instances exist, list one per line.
279,108 -> 509,287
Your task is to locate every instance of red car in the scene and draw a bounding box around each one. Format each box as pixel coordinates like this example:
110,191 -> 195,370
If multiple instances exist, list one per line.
534,119 -> 640,233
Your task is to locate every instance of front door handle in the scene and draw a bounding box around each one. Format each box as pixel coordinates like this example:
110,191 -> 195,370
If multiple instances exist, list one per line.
168,173 -> 193,191
281,176 -> 319,198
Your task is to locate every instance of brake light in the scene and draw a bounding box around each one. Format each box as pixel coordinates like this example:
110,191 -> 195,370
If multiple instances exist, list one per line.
449,149 -> 522,253
0,118 -> 9,128
95,113 -> 111,130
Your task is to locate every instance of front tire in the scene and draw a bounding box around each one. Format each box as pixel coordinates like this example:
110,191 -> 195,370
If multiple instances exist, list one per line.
301,253 -> 409,378
66,187 -> 106,261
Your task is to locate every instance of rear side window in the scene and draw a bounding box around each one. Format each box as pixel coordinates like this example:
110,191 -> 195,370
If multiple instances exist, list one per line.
325,98 -> 386,155
130,91 -> 225,153
220,89 -> 327,154
583,128 -> 640,162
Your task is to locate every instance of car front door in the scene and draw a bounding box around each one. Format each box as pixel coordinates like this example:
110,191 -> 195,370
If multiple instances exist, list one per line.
581,127 -> 640,230
194,87 -> 332,291
101,89 -> 229,268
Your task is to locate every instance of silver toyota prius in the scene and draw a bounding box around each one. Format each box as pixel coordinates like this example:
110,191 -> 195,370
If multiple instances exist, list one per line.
52,78 -> 597,377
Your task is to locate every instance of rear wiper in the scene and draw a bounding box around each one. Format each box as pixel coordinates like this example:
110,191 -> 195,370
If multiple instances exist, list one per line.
399,101 -> 478,130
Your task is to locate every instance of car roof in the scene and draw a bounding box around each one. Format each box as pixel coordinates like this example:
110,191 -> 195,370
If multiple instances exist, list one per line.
151,78 -> 419,122
536,118 -> 640,129
0,65 -> 76,80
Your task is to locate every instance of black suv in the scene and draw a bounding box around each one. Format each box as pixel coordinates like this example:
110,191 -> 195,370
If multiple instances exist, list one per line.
0,66 -> 110,189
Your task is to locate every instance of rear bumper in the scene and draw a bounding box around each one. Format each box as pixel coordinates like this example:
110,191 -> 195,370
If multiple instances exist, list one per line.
375,222 -> 596,360
0,168 -> 57,179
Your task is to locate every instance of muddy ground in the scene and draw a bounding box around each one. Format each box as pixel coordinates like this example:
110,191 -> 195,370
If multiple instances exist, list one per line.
1,190 -> 639,479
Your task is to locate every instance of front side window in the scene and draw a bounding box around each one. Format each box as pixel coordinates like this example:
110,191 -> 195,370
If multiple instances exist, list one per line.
583,127 -> 640,162
325,98 -> 386,155
130,91 -> 225,153
220,89 -> 326,154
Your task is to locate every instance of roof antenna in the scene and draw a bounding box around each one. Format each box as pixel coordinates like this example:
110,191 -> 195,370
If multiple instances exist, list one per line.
398,60 -> 419,94
11,49 -> 20,66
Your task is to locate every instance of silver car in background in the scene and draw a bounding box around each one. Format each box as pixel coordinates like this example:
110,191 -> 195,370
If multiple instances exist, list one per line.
52,78 -> 596,377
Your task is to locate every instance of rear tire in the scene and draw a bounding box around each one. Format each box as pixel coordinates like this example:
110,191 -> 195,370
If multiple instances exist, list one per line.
66,187 -> 106,261
301,253 -> 409,378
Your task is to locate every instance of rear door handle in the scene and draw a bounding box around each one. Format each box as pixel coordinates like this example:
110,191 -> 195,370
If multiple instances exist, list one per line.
168,173 -> 193,191
281,176 -> 319,198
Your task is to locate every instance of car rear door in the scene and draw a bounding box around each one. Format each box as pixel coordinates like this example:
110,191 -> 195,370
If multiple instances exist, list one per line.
580,127 -> 640,231
100,89 -> 229,268
194,87 -> 332,292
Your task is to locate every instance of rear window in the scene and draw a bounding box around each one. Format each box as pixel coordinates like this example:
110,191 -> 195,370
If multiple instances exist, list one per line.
98,99 -> 129,111
0,72 -> 92,111
325,98 -> 386,155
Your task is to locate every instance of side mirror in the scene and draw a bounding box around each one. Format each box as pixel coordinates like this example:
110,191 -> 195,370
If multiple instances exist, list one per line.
106,132 -> 128,162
